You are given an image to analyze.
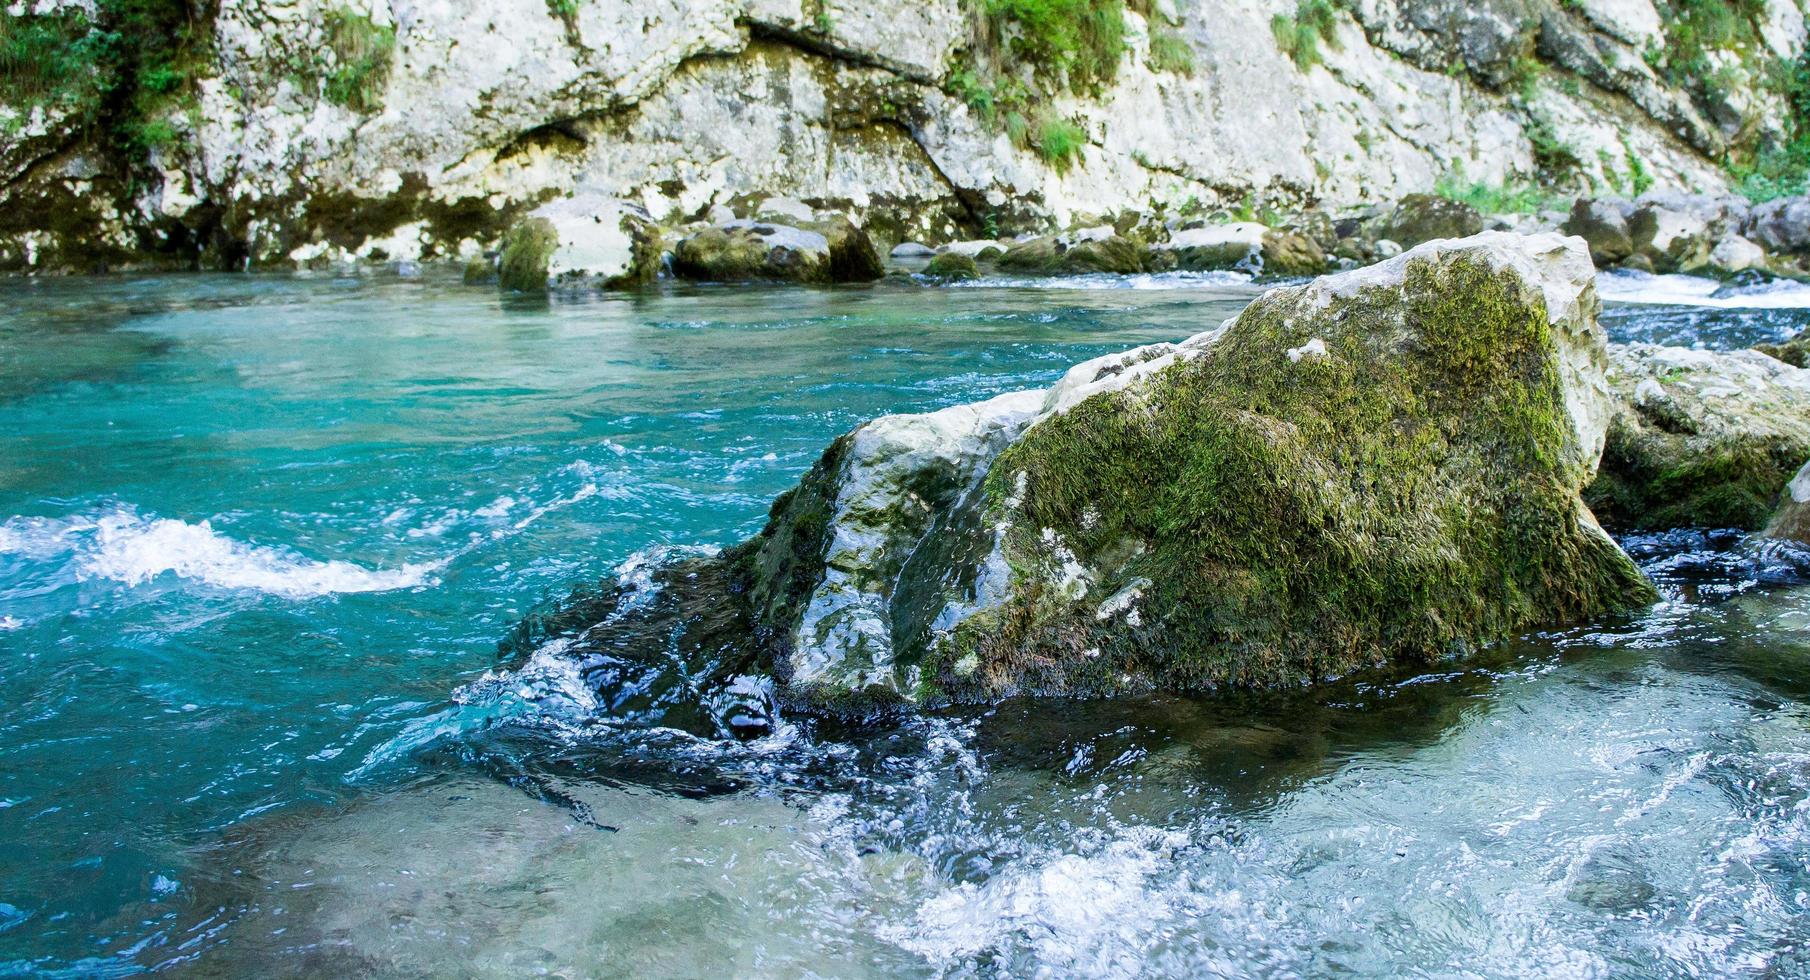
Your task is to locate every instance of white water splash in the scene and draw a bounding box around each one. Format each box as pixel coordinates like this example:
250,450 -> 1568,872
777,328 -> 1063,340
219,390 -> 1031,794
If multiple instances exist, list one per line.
1598,270 -> 1810,309
950,270 -> 1258,291
0,507 -> 439,599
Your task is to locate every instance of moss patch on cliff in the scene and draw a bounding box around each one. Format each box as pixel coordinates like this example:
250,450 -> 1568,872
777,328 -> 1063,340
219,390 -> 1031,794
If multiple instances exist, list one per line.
1,0 -> 214,156
1271,0 -> 1339,70
321,8 -> 396,113
944,0 -> 1149,168
936,256 -> 1653,698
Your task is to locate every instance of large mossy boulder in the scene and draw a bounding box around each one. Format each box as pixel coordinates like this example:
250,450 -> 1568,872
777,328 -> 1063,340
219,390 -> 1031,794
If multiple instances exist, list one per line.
1379,194 -> 1484,248
930,232 -> 1651,700
671,216 -> 883,284
998,228 -> 1145,275
531,233 -> 1655,731
1586,344 -> 1810,530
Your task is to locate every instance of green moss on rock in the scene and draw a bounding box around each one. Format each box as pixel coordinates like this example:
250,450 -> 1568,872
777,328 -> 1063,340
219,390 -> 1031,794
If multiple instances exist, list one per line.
1259,228 -> 1327,276
1755,328 -> 1810,368
934,243 -> 1654,699
497,217 -> 558,292
1585,344 -> 1810,530
924,251 -> 981,280
670,217 -> 883,284
998,232 -> 1145,275
1381,194 -> 1486,248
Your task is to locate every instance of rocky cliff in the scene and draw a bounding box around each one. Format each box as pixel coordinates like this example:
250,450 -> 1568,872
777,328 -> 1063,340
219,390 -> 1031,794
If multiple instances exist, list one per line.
2,0 -> 1806,272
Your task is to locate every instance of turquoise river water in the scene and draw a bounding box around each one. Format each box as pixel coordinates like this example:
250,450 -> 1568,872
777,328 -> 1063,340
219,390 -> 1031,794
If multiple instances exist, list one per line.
3,267 -> 1810,977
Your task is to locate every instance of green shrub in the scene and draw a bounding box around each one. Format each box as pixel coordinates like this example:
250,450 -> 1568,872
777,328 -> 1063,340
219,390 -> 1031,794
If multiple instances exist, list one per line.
1732,51 -> 1810,201
322,8 -> 396,113
0,10 -> 107,111
1654,0 -> 1765,86
1625,145 -> 1654,196
0,1 -> 212,161
1271,0 -> 1339,70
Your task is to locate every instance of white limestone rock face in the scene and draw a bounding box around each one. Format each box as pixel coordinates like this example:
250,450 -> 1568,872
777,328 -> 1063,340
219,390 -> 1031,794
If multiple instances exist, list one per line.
1569,0 -> 1665,47
533,196 -> 657,286
3,0 -> 1802,269
786,390 -> 1046,696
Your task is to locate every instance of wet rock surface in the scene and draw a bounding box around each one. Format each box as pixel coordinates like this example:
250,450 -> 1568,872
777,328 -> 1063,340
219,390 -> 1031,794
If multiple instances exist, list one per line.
1588,344 -> 1810,530
536,233 -> 1663,728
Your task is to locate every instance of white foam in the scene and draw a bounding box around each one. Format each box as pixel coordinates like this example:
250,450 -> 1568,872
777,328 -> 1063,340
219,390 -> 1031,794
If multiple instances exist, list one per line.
1598,270 -> 1810,309
949,270 -> 1258,291
1,507 -> 439,599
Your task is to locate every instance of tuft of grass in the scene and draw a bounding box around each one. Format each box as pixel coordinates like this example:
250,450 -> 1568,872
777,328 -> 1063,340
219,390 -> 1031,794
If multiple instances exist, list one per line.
322,8 -> 396,113
1523,114 -> 1583,180
1652,0 -> 1766,87
1433,172 -> 1566,214
1625,144 -> 1654,196
1271,0 -> 1339,70
1035,116 -> 1086,168
1146,24 -> 1194,75
981,0 -> 1129,95
946,0 -> 1134,173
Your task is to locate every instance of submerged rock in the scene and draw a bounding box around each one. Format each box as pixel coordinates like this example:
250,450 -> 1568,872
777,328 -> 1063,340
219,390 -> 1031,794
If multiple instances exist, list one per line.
538,232 -> 1656,727
671,216 -> 883,284
1587,345 -> 1810,530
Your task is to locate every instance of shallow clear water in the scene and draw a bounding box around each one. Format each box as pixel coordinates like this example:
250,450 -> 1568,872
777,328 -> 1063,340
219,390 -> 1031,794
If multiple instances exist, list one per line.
2,270 -> 1810,977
